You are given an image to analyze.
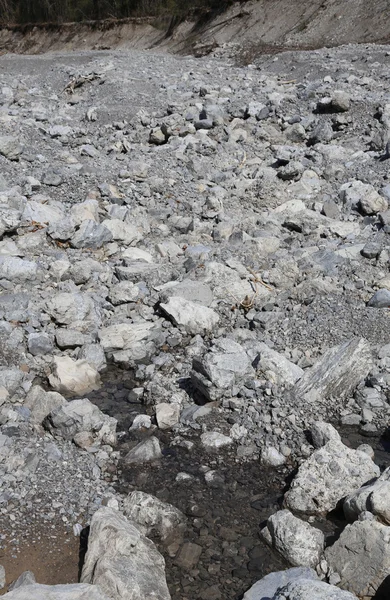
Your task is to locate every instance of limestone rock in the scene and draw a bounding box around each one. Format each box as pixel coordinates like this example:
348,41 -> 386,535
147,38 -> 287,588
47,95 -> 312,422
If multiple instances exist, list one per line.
81,507 -> 171,600
48,356 -> 101,397
155,403 -> 180,429
124,437 -> 162,464
325,520 -> 390,598
293,338 -> 373,404
284,439 -> 380,515
123,491 -> 186,544
160,296 -> 219,335
274,579 -> 358,600
261,510 -> 324,568
44,397 -> 116,446
243,568 -> 318,600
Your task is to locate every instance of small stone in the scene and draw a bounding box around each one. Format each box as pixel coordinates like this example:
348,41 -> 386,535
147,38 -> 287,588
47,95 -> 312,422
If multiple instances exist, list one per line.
175,542 -> 202,570
368,289 -> 390,308
155,403 -> 180,430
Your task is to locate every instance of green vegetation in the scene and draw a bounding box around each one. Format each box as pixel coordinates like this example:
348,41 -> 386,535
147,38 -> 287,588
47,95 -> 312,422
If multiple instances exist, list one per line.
0,0 -> 236,25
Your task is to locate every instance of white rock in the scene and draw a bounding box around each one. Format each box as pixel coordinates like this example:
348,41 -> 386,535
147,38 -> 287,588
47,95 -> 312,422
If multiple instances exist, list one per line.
256,343 -> 303,386
261,509 -> 325,568
161,296 -> 219,335
261,446 -> 286,467
156,403 -> 180,430
81,508 -> 171,600
49,356 -> 101,397
311,422 -> 341,449
102,219 -> 141,245
200,431 -> 233,450
123,491 -> 186,544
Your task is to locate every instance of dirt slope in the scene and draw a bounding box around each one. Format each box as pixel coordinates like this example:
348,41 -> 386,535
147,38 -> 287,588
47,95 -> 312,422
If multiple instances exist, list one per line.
0,0 -> 389,56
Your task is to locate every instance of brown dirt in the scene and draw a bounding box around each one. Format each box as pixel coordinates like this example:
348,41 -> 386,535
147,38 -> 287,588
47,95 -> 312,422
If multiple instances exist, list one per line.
0,523 -> 79,593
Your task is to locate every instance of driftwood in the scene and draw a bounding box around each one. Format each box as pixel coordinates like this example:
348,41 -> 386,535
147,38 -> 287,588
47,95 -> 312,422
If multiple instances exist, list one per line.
63,72 -> 100,94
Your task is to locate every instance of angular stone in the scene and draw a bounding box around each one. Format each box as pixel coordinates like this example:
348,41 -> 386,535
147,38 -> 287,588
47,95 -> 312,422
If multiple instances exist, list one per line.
160,296 -> 219,335
46,293 -> 94,325
8,570 -> 36,591
81,507 -> 171,600
256,343 -> 303,387
260,510 -> 324,568
293,338 -> 373,404
200,431 -> 233,450
55,329 -> 86,349
123,491 -> 186,544
155,403 -> 180,430
108,281 -> 139,305
98,321 -> 161,364
274,579 -> 358,600
367,289 -> 390,308
191,338 -> 251,401
25,385 -> 67,424
243,568 -> 318,600
0,257 -> 37,281
0,136 -> 22,160
325,520 -> 390,598
71,220 -> 113,249
344,467 -> 390,523
102,219 -> 141,245
49,356 -> 101,397
44,397 -> 116,446
284,439 -> 380,516
175,542 -> 202,570
124,437 -> 162,464
27,332 -> 53,356
78,343 -> 107,372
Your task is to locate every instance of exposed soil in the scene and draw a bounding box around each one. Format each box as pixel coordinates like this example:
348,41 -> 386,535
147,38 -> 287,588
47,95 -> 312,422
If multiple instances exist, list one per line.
0,524 -> 79,594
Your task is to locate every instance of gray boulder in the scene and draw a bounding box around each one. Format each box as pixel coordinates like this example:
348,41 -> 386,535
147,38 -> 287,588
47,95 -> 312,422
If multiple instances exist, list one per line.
124,437 -> 162,464
27,332 -> 53,356
256,343 -> 303,387
274,579 -> 358,600
160,296 -> 219,335
325,520 -> 390,598
344,467 -> 390,523
243,568 -> 318,600
367,289 -> 390,308
44,397 -> 117,447
0,136 -> 22,160
25,385 -> 66,424
293,338 -> 373,404
260,510 -> 324,568
284,436 -> 380,515
8,571 -> 36,591
98,321 -> 162,364
0,257 -> 37,281
46,292 -> 95,326
81,507 -> 171,600
191,337 -> 251,401
71,220 -> 113,249
123,490 -> 186,544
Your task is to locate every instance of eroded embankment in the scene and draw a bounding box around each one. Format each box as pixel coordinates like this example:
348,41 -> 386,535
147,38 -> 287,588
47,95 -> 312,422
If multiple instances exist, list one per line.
0,0 -> 390,57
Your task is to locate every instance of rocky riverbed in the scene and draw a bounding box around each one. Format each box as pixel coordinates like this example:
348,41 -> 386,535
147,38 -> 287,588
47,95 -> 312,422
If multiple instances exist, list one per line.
1,42 -> 390,599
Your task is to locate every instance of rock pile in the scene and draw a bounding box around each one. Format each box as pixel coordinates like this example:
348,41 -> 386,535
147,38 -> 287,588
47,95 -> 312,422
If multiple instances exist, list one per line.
1,42 -> 390,599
